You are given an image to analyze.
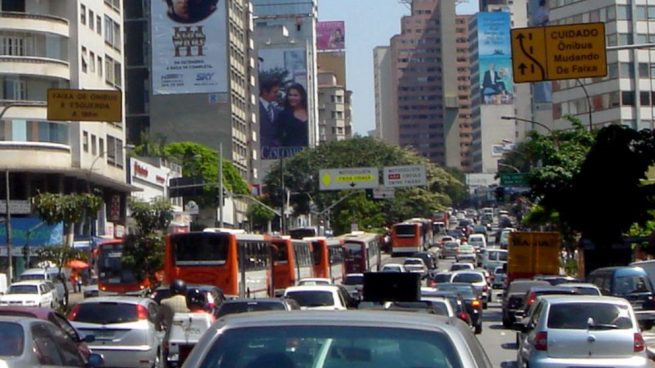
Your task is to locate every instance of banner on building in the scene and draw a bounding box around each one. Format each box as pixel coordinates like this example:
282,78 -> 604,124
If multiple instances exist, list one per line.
478,12 -> 514,105
0,217 -> 63,247
528,0 -> 552,103
316,21 -> 345,51
258,47 -> 309,159
151,0 -> 228,95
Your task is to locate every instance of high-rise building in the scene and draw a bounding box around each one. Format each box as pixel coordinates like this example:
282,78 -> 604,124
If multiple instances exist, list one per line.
550,1 -> 652,131
382,0 -> 459,167
456,15 -> 474,172
373,46 -> 396,144
0,1 -> 131,261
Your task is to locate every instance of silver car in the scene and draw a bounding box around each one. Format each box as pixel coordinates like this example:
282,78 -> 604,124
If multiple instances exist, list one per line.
183,311 -> 493,367
0,315 -> 103,367
68,296 -> 162,368
516,295 -> 649,368
450,270 -> 490,309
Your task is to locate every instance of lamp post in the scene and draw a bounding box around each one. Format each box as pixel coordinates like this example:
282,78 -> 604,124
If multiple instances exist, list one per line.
497,162 -> 521,173
501,116 -> 559,147
575,78 -> 593,131
86,144 -> 135,191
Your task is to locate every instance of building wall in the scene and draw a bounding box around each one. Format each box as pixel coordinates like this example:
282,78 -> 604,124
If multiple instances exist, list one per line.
373,46 -> 397,144
317,73 -> 350,142
456,15 -> 473,172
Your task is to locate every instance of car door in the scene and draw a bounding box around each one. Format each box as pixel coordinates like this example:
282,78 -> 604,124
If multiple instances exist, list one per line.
32,322 -> 66,366
44,322 -> 86,367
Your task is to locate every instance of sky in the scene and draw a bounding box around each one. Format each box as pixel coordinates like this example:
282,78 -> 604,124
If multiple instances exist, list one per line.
317,0 -> 480,135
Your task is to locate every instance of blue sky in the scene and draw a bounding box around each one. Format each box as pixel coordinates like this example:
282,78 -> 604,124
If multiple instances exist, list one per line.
318,0 -> 480,135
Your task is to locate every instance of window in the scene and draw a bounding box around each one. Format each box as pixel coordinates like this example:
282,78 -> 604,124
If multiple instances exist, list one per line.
97,55 -> 102,77
89,10 -> 94,30
81,46 -> 87,73
617,5 -> 631,20
2,78 -> 27,100
105,56 -> 122,87
82,131 -> 89,152
91,134 -> 97,155
622,91 -> 635,106
641,91 -> 650,106
89,51 -> 95,73
104,16 -> 121,49
96,15 -> 102,35
81,4 -> 86,25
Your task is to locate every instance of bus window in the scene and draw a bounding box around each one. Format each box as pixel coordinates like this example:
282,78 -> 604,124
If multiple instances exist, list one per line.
394,224 -> 417,237
273,241 -> 289,262
312,241 -> 323,266
173,233 -> 228,265
344,242 -> 362,257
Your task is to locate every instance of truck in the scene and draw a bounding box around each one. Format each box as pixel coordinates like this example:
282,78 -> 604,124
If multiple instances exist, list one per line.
507,232 -> 561,285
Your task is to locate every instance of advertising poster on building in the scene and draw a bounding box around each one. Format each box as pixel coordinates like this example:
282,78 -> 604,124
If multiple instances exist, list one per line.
258,47 -> 309,159
151,0 -> 227,95
528,0 -> 552,103
316,21 -> 345,51
478,12 -> 514,105
0,217 -> 63,247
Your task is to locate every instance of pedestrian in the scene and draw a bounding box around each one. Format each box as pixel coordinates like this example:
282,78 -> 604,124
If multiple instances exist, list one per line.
156,279 -> 190,332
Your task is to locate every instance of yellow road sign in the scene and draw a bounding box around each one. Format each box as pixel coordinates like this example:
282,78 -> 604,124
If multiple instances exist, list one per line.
511,22 -> 607,83
319,168 -> 379,191
47,89 -> 122,122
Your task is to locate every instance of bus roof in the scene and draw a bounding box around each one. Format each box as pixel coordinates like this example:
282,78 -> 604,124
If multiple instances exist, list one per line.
203,228 -> 246,234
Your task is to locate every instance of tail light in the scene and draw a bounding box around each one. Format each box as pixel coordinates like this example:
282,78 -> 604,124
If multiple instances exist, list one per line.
67,304 -> 81,320
137,304 -> 149,320
634,332 -> 645,352
527,292 -> 537,306
534,331 -> 548,351
457,311 -> 469,322
428,280 -> 436,287
482,285 -> 488,292
471,299 -> 481,308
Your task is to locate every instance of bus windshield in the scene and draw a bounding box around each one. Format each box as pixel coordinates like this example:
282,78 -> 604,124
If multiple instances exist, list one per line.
394,225 -> 417,237
98,243 -> 138,285
172,233 -> 228,265
344,242 -> 363,257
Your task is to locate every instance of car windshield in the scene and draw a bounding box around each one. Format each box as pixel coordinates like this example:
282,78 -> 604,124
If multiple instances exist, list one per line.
0,322 -> 24,356
452,273 -> 483,283
437,284 -> 475,298
444,242 -> 459,249
547,303 -> 633,330
8,285 -> 38,294
343,275 -> 363,285
217,302 -> 286,317
72,302 -> 139,324
198,326 -> 463,368
286,291 -> 334,307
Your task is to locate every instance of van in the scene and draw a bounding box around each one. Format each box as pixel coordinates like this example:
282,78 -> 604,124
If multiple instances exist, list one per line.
630,260 -> 655,292
587,266 -> 655,329
480,249 -> 508,271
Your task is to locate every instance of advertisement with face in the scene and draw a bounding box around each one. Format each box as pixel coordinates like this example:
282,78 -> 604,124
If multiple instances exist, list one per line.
317,21 -> 345,51
151,0 -> 227,95
478,12 -> 513,105
258,48 -> 309,160
528,0 -> 552,103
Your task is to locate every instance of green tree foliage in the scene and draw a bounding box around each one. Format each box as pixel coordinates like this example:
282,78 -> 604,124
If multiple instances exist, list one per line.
262,137 -> 464,234
246,203 -> 276,233
121,197 -> 173,287
32,192 -> 103,246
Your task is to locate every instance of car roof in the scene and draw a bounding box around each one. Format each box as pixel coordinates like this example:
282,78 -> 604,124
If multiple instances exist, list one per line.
452,270 -> 484,275
77,296 -> 152,304
0,315 -> 38,325
285,285 -> 340,292
221,298 -> 288,304
0,306 -> 55,319
526,286 -> 578,293
298,278 -> 332,282
382,263 -> 404,267
10,280 -> 46,286
591,266 -> 647,276
558,282 -> 599,289
538,294 -> 632,305
345,273 -> 364,277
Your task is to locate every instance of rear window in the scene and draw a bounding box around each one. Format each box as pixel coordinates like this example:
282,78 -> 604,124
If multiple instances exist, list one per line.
394,224 -> 417,237
8,285 -> 38,294
614,275 -> 652,295
286,291 -> 335,307
217,302 -> 286,317
433,274 -> 451,283
451,264 -> 472,271
438,285 -> 475,298
452,273 -> 483,283
72,302 -> 139,324
547,303 -> 633,329
0,322 -> 24,356
444,242 -> 459,249
343,275 -> 363,285
19,274 -> 45,281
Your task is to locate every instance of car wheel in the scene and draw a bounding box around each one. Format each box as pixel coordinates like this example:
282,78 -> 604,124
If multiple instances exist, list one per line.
474,323 -> 482,334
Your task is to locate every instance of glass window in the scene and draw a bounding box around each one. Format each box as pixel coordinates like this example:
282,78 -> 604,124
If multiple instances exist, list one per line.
89,10 -> 94,30
72,302 -> 138,324
83,131 -> 89,152
286,291 -> 335,307
96,15 -> 102,35
548,303 -> 633,329
172,233 -> 228,265
81,4 -> 86,25
619,33 -> 633,45
641,91 -> 650,106
32,323 -> 63,365
636,6 -> 647,20
606,34 -> 617,47
620,62 -> 635,78
0,322 -> 24,356
617,5 -> 630,20
649,6 -> 655,19
622,91 -> 635,106
607,6 -> 616,20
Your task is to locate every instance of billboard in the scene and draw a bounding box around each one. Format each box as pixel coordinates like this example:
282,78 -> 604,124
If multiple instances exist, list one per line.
478,12 -> 513,105
528,0 -> 552,103
316,21 -> 345,51
0,217 -> 63,247
151,0 -> 228,95
258,47 -> 309,159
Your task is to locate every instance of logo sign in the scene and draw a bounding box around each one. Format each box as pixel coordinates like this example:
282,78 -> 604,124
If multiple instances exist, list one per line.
383,165 -> 427,188
319,168 -> 379,191
511,22 -> 606,83
373,187 -> 395,199
47,89 -> 122,122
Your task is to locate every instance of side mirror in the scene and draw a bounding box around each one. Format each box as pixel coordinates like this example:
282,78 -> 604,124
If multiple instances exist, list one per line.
83,334 -> 96,343
87,353 -> 104,367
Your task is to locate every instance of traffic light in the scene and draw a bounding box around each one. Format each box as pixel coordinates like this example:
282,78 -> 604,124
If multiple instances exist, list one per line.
495,186 -> 506,202
365,189 -> 374,200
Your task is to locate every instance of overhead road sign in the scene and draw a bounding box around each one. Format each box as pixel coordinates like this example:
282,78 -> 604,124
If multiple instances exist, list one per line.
373,187 -> 395,199
319,167 -> 379,191
499,172 -> 528,187
383,165 -> 427,188
511,22 -> 607,83
47,88 -> 122,122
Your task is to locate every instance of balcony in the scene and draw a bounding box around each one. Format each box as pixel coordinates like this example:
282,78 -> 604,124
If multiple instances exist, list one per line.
0,56 -> 69,80
0,12 -> 69,37
0,141 -> 71,172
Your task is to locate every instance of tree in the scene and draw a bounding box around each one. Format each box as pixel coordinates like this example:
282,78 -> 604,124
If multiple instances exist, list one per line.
35,245 -> 87,308
121,197 -> 173,288
246,203 -> 276,233
262,137 -> 465,234
32,192 -> 103,248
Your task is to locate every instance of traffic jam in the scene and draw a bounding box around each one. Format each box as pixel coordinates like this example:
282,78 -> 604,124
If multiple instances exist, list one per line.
0,209 -> 653,367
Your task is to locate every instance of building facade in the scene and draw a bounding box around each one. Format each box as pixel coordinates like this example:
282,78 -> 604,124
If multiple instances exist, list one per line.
373,46 -> 397,144
0,0 -> 131,275
456,14 -> 474,172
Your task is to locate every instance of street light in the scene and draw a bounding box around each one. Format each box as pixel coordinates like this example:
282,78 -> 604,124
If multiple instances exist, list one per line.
497,162 -> 521,173
86,144 -> 135,191
501,116 -> 559,147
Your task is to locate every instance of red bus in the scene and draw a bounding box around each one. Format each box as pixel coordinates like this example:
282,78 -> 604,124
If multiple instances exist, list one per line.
164,229 -> 273,298
391,219 -> 433,255
271,237 -> 314,294
306,237 -> 345,283
96,240 -> 151,295
339,232 -> 382,274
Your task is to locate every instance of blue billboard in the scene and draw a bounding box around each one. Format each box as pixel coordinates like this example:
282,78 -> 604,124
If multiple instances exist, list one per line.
0,217 -> 63,247
478,12 -> 513,105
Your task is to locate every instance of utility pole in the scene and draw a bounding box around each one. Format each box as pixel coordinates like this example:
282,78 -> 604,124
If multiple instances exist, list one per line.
5,170 -> 12,282
280,157 -> 286,234
218,143 -> 223,228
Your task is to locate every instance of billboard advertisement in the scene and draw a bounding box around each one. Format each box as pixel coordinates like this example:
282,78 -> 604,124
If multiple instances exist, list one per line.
316,21 -> 345,51
258,47 -> 309,159
0,217 -> 63,247
528,0 -> 552,103
478,12 -> 513,105
151,0 -> 228,95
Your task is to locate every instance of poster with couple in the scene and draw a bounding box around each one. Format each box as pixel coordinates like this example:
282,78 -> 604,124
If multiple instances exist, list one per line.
258,47 -> 310,160
478,12 -> 514,105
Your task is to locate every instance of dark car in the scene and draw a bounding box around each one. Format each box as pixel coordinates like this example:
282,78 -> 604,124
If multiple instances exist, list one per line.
215,298 -> 300,318
501,279 -> 550,328
0,306 -> 94,359
436,282 -> 484,334
412,251 -> 438,270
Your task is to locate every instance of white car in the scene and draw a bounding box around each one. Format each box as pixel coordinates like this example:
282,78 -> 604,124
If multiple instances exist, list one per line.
0,280 -> 55,308
284,285 -> 348,310
403,258 -> 428,278
297,278 -> 332,286
380,263 -> 407,273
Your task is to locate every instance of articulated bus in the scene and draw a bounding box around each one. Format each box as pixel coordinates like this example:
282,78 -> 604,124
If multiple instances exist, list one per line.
339,232 -> 382,274
96,239 -> 151,295
391,222 -> 425,255
271,237 -> 314,294
164,229 -> 272,298
305,237 -> 345,283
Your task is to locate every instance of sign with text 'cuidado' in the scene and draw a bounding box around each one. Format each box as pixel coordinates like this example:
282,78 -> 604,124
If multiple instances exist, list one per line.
47,88 -> 122,122
319,168 -> 379,191
383,165 -> 427,188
